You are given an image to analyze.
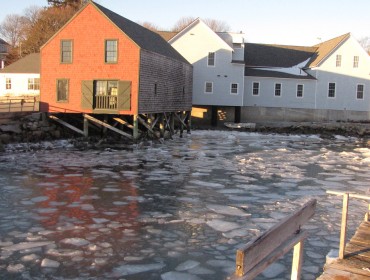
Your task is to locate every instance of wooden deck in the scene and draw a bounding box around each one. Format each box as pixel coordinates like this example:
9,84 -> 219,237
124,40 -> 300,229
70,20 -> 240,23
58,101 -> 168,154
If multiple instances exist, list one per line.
317,221 -> 370,279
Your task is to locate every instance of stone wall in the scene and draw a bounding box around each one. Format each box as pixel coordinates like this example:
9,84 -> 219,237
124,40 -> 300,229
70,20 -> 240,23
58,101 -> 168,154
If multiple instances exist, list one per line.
0,113 -> 62,147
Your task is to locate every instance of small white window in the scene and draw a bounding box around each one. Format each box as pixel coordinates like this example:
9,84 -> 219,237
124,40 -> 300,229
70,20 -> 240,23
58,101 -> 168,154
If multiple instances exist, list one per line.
207,52 -> 215,66
5,78 -> 11,90
231,83 -> 238,94
357,84 -> 364,99
328,83 -> 336,98
336,55 -> 341,67
252,82 -> 259,95
274,83 -> 282,97
205,82 -> 213,93
353,56 -> 359,68
296,84 -> 304,98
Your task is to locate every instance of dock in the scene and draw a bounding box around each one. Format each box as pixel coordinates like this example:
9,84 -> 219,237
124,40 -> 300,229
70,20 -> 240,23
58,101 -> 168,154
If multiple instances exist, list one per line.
318,191 -> 370,279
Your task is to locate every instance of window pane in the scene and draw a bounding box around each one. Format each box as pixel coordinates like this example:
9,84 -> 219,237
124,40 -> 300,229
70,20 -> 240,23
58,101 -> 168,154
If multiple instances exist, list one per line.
208,52 -> 215,66
6,78 -> 11,90
96,81 -> 107,95
328,83 -> 335,98
231,83 -> 238,94
61,40 -> 72,63
252,82 -> 259,95
353,56 -> 359,68
105,40 -> 118,63
205,82 -> 213,93
108,81 -> 118,95
57,79 -> 69,101
297,84 -> 303,97
357,84 -> 364,99
275,83 -> 281,96
336,55 -> 341,67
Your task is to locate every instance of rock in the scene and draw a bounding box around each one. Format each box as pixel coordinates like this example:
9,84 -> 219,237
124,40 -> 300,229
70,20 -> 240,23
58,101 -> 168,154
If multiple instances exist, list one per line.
0,124 -> 22,134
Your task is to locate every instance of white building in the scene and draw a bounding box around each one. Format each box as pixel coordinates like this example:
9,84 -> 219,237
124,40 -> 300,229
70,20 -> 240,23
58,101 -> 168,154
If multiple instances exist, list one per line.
0,53 -> 40,97
244,33 -> 370,122
165,24 -> 370,123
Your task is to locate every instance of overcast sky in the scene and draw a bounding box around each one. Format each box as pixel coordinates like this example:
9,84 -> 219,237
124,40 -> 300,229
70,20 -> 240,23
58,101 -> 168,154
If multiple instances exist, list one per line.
1,0 -> 369,46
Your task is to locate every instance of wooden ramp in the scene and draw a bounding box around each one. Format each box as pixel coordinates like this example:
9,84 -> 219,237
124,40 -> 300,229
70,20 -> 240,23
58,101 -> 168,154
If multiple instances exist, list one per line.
318,191 -> 370,280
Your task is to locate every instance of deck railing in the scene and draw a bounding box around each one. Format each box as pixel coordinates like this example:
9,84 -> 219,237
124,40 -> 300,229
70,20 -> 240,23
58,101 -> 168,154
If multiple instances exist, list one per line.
229,199 -> 317,280
326,190 -> 370,259
0,96 -> 39,113
95,95 -> 117,110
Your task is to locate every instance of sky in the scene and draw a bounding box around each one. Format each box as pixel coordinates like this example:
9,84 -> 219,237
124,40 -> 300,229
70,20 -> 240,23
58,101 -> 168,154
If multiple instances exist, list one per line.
1,0 -> 370,46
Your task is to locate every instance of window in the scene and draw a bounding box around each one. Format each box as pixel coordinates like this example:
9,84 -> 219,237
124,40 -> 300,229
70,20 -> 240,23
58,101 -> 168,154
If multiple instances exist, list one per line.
207,52 -> 215,66
61,40 -> 72,63
57,79 -> 69,102
252,82 -> 259,95
274,83 -> 282,97
154,83 -> 158,95
336,55 -> 341,67
296,84 -> 304,98
28,78 -> 40,90
5,78 -> 11,90
105,40 -> 118,63
231,83 -> 238,94
205,82 -> 213,93
357,84 -> 364,99
95,80 -> 118,96
328,83 -> 336,98
353,56 -> 359,68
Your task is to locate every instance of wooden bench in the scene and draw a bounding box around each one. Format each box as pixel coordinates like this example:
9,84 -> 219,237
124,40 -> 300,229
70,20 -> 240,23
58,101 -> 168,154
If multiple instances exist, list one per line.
228,199 -> 317,280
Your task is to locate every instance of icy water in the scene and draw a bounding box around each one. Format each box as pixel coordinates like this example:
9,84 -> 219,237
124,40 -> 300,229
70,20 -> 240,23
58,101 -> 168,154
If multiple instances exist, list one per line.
0,130 -> 369,280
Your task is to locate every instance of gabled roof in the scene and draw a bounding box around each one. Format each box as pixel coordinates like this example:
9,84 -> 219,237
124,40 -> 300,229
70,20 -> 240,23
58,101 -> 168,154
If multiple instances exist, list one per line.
168,18 -> 233,51
92,2 -> 189,64
245,44 -> 317,68
307,33 -> 350,67
0,53 -> 40,74
0,38 -> 9,46
156,31 -> 178,41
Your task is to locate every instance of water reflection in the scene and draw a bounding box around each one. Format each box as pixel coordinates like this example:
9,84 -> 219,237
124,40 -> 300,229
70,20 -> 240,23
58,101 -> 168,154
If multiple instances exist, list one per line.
0,131 -> 369,279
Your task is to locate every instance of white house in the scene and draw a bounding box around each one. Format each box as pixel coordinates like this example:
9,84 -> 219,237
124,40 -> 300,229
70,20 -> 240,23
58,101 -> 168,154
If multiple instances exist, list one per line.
244,33 -> 370,122
0,38 -> 9,69
0,53 -> 40,97
165,19 -> 245,124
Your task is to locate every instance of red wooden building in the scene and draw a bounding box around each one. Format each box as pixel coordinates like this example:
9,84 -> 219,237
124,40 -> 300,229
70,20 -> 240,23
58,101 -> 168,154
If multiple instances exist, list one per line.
40,1 -> 192,139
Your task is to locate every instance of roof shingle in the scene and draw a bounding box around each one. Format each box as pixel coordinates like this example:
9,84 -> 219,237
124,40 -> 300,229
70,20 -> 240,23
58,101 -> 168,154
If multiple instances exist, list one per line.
0,53 -> 40,74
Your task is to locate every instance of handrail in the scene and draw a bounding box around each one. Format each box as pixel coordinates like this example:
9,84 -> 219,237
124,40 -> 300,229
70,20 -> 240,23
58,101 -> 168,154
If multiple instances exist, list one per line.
229,199 -> 317,280
326,190 -> 370,259
0,97 -> 39,113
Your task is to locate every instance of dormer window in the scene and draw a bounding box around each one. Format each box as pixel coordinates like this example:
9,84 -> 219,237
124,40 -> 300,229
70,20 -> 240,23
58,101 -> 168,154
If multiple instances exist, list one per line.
207,52 -> 215,67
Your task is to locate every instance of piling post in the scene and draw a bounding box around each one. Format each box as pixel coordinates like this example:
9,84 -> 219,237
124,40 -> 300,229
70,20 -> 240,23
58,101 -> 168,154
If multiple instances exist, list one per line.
133,114 -> 139,140
83,117 -> 89,137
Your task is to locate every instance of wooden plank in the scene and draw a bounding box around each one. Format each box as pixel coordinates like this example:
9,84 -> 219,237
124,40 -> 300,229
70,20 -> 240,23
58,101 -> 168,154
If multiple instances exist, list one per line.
339,193 -> 349,259
229,231 -> 308,280
84,114 -> 133,140
113,117 -> 134,130
327,190 -> 370,201
291,239 -> 304,280
49,115 -> 84,135
345,243 -> 370,260
328,259 -> 370,277
137,115 -> 159,139
235,199 -> 316,276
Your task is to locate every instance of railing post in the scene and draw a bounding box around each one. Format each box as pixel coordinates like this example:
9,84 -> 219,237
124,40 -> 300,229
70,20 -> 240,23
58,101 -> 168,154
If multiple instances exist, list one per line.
365,203 -> 370,222
339,193 -> 349,259
291,239 -> 304,280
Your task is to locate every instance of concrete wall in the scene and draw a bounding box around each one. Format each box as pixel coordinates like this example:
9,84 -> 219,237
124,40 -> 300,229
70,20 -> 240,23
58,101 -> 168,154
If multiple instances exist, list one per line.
241,106 -> 370,122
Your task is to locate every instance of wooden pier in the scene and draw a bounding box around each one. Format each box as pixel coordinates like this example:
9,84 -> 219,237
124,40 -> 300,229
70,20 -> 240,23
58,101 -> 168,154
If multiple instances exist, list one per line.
318,191 -> 370,280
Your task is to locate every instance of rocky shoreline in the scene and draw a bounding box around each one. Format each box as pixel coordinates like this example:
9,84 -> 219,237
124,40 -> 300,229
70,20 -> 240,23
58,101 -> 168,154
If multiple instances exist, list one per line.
1,113 -> 370,152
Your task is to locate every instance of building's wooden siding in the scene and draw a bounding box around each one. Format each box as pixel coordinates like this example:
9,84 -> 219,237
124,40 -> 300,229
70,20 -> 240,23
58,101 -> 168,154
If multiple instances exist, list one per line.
40,4 -> 140,114
138,50 -> 193,114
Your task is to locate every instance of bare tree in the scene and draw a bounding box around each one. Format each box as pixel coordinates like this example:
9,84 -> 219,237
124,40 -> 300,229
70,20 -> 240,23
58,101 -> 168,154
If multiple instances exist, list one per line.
47,0 -> 86,8
203,18 -> 230,32
138,21 -> 160,32
171,16 -> 230,32
359,37 -> 370,55
171,17 -> 196,32
0,14 -> 27,47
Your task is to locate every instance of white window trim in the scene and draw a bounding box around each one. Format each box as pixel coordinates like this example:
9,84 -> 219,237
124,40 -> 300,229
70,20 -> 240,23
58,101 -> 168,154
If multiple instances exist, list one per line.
252,82 -> 260,96
274,83 -> 282,97
230,83 -> 239,95
296,84 -> 304,98
207,52 -> 216,67
328,82 -> 336,98
204,81 -> 213,94
356,83 -> 365,100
